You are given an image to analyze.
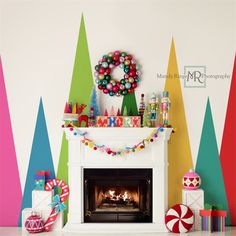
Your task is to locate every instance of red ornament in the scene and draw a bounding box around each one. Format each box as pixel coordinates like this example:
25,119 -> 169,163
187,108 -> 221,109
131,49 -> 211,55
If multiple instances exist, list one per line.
128,88 -> 134,94
165,204 -> 194,233
129,71 -> 136,77
130,64 -> 136,70
93,147 -> 97,150
132,83 -> 137,88
25,214 -> 44,233
99,68 -> 105,74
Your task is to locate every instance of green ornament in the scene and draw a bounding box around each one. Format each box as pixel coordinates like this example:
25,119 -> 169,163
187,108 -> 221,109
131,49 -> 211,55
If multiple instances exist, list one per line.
136,64 -> 141,70
107,57 -> 112,63
95,65 -> 100,71
121,52 -> 127,57
122,90 -> 128,95
136,77 -> 141,82
109,91 -> 115,96
120,79 -> 126,85
119,63 -> 125,69
125,65 -> 130,69
102,62 -> 108,68
102,80 -> 108,85
103,55 -> 108,59
105,75 -> 111,81
124,68 -> 129,73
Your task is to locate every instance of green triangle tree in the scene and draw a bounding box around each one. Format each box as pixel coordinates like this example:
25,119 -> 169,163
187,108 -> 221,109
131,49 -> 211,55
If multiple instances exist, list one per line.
121,93 -> 138,115
57,14 -> 94,223
196,98 -> 230,225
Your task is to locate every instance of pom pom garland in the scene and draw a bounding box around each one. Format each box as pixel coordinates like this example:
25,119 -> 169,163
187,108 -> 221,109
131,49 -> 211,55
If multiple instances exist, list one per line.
68,126 -> 164,157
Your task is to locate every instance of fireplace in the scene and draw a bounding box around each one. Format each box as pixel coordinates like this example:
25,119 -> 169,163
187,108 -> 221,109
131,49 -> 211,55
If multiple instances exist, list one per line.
84,168 -> 152,222
63,128 -> 172,233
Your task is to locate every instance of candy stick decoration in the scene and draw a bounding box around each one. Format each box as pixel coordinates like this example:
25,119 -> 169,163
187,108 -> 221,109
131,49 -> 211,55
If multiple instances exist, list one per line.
43,179 -> 69,232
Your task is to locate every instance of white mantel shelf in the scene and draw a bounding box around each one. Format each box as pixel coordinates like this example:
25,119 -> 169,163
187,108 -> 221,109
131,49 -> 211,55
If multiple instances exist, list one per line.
63,127 -> 172,233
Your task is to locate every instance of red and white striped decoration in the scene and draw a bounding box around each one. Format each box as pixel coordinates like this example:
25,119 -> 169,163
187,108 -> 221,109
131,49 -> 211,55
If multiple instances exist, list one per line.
165,204 -> 194,233
43,179 -> 69,232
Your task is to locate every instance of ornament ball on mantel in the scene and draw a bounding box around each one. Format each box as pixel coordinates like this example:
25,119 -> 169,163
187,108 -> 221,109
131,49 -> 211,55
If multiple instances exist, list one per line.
183,169 -> 201,190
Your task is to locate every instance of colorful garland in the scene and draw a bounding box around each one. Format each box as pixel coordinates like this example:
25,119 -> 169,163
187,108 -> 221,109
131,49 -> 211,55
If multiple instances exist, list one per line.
69,126 -> 164,157
94,50 -> 141,96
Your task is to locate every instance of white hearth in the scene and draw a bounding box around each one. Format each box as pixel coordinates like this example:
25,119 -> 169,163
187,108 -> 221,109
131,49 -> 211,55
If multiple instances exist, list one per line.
63,128 -> 172,233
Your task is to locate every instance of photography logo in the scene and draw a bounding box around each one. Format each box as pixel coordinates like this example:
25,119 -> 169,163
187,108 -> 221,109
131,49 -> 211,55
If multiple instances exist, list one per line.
184,66 -> 206,88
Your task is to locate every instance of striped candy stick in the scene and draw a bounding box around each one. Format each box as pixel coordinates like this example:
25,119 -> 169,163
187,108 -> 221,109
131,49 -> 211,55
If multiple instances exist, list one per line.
43,179 -> 69,232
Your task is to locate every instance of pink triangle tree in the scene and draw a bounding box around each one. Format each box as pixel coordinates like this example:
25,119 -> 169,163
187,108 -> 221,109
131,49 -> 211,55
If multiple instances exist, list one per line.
0,57 -> 22,226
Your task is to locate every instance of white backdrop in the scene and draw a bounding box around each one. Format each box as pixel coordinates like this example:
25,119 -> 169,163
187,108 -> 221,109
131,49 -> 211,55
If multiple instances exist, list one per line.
0,0 -> 235,190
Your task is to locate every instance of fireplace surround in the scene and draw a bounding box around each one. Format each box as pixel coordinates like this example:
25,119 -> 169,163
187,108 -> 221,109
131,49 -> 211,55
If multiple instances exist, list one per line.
84,168 -> 152,223
63,127 -> 172,233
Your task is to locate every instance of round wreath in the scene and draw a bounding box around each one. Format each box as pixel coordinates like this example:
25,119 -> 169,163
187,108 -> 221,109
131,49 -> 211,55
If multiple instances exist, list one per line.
94,50 -> 141,96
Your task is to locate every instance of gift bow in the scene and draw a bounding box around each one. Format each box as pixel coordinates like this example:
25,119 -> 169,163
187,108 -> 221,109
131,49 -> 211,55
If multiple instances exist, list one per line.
49,194 -> 66,213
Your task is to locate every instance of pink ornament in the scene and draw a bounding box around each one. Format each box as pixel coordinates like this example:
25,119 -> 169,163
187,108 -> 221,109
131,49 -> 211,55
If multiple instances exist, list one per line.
119,57 -> 125,62
120,84 -> 125,90
25,214 -> 44,233
183,169 -> 201,190
114,50 -> 120,56
103,89 -> 109,94
106,83 -> 112,90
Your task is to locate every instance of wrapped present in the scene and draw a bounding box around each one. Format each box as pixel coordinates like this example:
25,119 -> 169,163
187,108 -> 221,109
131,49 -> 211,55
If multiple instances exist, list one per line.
34,170 -> 51,190
182,189 -> 204,211
200,209 -> 226,232
32,189 -> 54,211
22,208 -> 64,231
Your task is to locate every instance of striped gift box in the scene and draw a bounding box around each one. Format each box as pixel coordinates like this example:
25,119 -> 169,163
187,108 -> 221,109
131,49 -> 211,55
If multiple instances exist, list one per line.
200,210 -> 226,232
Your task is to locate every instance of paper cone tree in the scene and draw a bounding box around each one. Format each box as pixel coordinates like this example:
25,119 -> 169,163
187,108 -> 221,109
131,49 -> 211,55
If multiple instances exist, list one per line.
121,93 -> 138,116
196,98 -> 230,225
57,14 -> 94,223
19,98 -> 55,226
164,39 -> 193,207
0,57 -> 22,226
220,55 -> 236,225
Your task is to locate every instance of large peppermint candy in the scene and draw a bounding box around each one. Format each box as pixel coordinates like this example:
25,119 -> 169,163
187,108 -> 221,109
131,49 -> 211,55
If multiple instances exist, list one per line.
165,204 -> 194,233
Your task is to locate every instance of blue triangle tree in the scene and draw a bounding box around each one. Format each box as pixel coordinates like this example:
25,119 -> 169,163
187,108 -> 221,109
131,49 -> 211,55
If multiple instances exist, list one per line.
196,98 -> 230,225
19,98 -> 55,226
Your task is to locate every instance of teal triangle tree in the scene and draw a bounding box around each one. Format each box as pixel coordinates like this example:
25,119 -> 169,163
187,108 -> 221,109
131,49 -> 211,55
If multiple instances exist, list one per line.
121,93 -> 138,115
19,98 -> 55,226
196,98 -> 230,225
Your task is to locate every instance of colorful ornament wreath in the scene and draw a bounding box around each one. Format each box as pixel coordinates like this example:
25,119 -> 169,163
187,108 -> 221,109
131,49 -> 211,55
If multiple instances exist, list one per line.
68,126 -> 164,157
94,50 -> 141,96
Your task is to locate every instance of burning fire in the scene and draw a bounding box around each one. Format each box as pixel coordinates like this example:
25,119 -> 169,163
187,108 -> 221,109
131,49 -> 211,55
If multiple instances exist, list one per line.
108,190 -> 130,201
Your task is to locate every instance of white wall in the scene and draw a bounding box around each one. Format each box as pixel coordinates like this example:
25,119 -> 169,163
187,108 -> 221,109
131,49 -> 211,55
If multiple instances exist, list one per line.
0,0 -> 235,190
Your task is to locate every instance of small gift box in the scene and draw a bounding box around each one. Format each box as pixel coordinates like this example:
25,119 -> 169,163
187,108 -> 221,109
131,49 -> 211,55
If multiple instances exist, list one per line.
200,204 -> 226,232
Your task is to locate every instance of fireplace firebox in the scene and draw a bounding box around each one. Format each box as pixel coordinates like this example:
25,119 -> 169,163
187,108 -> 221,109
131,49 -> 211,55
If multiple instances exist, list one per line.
84,168 -> 152,223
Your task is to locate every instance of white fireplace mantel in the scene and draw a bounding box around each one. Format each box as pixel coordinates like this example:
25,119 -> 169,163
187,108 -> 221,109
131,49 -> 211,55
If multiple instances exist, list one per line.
63,127 -> 172,233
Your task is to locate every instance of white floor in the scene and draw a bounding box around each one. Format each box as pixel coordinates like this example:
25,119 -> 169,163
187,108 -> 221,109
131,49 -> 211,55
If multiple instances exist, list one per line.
0,227 -> 235,236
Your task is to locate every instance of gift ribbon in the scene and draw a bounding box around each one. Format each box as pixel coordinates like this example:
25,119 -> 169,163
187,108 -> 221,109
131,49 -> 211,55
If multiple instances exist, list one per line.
49,194 -> 66,213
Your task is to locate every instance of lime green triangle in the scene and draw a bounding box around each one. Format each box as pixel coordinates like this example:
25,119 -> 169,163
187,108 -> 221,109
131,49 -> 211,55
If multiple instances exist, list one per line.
57,14 -> 94,223
164,39 -> 193,207
196,98 -> 231,225
121,93 -> 138,115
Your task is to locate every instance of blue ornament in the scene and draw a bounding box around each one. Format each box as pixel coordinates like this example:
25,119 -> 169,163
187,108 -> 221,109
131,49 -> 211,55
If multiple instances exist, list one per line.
125,82 -> 131,89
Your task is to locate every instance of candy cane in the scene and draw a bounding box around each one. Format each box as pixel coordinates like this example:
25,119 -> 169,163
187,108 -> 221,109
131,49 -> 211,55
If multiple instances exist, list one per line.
43,179 -> 69,232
